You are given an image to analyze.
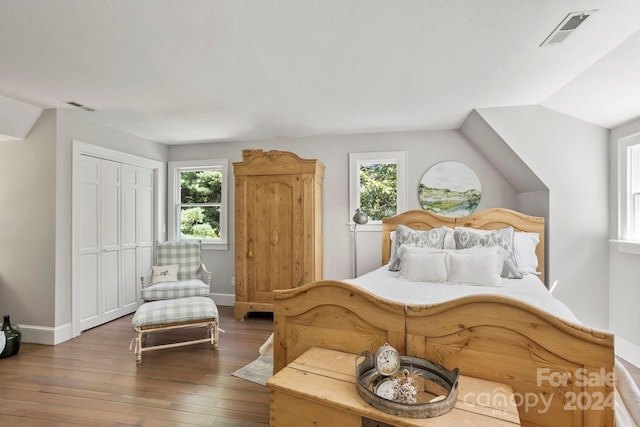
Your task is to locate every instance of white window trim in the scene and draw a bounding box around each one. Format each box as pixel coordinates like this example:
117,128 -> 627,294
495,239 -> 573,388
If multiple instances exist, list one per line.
348,151 -> 407,232
168,159 -> 229,250
610,239 -> 640,255
616,132 -> 640,254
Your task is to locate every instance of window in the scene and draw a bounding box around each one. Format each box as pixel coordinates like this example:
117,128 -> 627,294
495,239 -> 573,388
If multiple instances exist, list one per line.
168,159 -> 228,249
620,137 -> 640,242
349,151 -> 407,230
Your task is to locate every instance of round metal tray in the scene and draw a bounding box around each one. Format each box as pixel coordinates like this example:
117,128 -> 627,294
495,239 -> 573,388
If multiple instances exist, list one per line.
355,351 -> 459,418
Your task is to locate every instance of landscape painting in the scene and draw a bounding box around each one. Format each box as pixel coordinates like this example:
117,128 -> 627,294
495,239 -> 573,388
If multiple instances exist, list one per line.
419,161 -> 482,218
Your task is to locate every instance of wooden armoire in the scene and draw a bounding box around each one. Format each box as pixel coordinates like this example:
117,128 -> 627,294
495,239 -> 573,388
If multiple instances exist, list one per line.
233,149 -> 324,320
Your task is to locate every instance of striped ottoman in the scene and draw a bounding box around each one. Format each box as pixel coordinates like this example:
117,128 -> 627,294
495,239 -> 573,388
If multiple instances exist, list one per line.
131,296 -> 219,363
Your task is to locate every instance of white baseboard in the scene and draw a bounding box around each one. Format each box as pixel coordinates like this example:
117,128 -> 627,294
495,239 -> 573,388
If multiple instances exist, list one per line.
19,322 -> 73,345
18,295 -> 235,346
616,336 -> 640,368
211,292 -> 235,307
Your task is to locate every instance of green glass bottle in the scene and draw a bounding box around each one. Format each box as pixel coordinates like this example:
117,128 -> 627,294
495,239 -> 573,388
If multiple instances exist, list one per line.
0,315 -> 22,358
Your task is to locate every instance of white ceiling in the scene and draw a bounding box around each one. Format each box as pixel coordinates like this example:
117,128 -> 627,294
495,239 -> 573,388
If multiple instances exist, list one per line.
1,0 -> 639,144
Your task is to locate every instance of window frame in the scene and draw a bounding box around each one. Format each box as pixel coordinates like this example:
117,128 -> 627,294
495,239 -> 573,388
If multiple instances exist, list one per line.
618,135 -> 640,241
168,159 -> 229,250
348,151 -> 407,232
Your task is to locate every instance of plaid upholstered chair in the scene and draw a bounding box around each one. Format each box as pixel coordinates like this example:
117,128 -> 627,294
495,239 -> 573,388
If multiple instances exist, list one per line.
140,240 -> 212,301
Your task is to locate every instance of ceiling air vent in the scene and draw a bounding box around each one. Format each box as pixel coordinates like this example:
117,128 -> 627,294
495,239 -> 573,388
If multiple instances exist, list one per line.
66,101 -> 95,112
540,10 -> 598,47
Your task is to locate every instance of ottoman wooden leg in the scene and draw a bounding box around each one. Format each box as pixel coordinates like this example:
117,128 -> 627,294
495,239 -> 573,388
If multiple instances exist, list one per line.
134,329 -> 142,363
213,320 -> 220,349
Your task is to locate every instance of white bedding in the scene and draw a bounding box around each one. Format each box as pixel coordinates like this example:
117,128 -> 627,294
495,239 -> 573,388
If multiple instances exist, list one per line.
345,265 -> 580,324
344,266 -> 636,426
616,359 -> 640,427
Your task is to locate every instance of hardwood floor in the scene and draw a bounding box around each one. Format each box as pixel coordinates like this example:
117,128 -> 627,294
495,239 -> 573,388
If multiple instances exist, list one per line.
0,306 -> 273,426
2,305 -> 640,426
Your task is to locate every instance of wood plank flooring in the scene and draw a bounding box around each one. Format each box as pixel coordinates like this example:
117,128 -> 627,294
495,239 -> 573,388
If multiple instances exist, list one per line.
0,306 -> 273,426
2,305 -> 639,426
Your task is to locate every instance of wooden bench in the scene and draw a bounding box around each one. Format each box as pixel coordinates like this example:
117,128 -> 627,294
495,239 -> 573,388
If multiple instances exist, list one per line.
131,296 -> 219,363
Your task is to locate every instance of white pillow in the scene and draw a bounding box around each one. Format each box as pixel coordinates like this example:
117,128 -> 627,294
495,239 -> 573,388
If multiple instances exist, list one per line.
152,264 -> 179,284
400,252 -> 448,283
397,244 -> 439,257
399,244 -> 501,265
447,246 -> 502,286
514,232 -> 540,275
454,226 -> 541,277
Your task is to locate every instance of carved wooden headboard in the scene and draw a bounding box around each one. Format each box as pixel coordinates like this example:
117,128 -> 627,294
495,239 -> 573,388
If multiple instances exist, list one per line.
381,208 -> 545,284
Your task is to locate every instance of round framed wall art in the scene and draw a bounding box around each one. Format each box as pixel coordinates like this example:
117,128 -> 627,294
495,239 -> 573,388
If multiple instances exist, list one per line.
418,161 -> 481,218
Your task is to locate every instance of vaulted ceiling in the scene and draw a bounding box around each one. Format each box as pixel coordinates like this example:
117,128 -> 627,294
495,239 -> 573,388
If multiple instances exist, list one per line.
1,0 -> 639,144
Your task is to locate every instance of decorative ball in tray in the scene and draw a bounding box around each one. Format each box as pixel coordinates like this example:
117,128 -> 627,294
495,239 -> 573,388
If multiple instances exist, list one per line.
355,343 -> 459,418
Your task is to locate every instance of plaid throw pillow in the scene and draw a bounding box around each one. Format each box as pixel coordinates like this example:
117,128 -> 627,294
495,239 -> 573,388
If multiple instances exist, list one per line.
156,240 -> 201,280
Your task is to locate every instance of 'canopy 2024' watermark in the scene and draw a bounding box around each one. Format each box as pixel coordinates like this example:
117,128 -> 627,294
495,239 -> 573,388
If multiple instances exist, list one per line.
461,367 -> 615,414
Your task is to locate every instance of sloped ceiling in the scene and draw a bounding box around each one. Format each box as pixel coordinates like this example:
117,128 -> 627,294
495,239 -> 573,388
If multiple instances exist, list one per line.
0,94 -> 42,141
1,0 -> 639,144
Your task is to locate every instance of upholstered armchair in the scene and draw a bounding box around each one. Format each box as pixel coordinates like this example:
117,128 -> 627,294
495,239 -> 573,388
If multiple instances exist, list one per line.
140,240 -> 212,301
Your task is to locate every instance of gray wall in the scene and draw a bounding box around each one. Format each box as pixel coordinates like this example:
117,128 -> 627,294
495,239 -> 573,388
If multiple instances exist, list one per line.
0,110 -> 56,328
55,110 -> 168,331
0,109 -> 168,344
475,106 -> 610,330
168,129 -> 520,301
0,105 -> 621,351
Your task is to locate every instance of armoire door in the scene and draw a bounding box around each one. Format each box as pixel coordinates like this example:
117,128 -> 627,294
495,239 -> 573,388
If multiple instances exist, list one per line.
246,174 -> 303,303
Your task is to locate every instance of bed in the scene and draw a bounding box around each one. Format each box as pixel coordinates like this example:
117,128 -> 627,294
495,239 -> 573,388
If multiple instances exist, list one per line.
272,208 -> 615,427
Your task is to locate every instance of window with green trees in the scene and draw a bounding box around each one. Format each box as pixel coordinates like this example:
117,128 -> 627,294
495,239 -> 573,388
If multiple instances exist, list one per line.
179,170 -> 222,239
169,159 -> 228,246
349,151 -> 407,226
359,162 -> 398,220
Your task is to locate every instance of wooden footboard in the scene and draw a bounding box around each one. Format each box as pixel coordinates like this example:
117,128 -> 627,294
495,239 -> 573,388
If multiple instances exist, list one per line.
273,281 -> 615,427
273,280 -> 406,373
406,295 -> 614,426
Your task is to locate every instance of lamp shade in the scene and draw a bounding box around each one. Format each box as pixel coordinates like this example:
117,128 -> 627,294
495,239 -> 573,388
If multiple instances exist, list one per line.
353,208 -> 369,225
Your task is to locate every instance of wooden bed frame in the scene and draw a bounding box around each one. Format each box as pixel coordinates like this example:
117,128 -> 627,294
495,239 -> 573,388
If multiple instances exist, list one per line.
273,208 -> 615,426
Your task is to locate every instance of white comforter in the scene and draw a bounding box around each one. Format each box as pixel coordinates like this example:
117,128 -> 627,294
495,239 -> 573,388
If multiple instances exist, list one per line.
345,265 -> 580,323
346,266 -> 640,426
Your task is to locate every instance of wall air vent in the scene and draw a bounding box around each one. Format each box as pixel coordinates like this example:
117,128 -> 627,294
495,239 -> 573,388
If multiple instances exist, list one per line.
540,10 -> 598,47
